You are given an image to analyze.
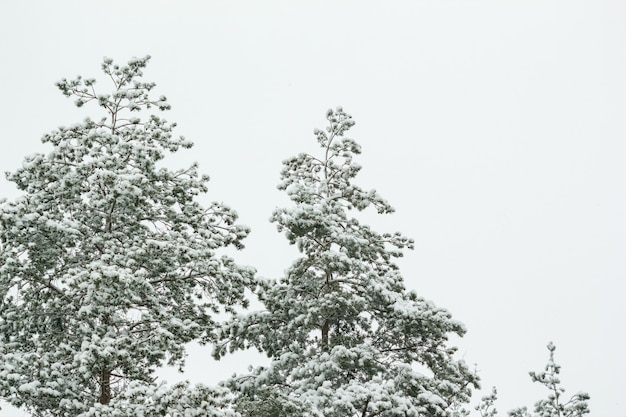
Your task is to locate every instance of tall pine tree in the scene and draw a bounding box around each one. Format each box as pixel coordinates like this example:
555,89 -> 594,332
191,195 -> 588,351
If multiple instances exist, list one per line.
0,56 -> 254,417
216,107 -> 478,417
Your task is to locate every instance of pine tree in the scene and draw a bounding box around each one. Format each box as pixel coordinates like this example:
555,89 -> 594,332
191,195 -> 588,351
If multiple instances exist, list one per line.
215,107 -> 478,417
471,343 -> 590,417
507,343 -> 590,417
0,56 -> 255,417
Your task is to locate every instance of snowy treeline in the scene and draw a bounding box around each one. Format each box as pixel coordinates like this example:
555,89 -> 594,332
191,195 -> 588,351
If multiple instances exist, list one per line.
0,57 -> 588,417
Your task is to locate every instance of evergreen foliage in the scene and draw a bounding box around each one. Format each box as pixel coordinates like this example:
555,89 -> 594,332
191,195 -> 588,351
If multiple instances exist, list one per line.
0,57 -> 590,417
508,343 -> 590,417
215,107 -> 479,417
0,56 -> 254,417
474,343 -> 590,417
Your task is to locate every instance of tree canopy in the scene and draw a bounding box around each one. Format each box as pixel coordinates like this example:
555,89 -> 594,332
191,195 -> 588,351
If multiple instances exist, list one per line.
0,58 -> 590,417
0,56 -> 255,417
215,107 -> 478,417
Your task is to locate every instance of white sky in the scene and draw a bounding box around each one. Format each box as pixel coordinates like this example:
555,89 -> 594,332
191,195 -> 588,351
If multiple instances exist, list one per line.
1,1 -> 624,416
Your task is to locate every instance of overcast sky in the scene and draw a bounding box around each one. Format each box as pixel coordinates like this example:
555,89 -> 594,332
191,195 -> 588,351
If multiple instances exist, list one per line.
1,1 -> 625,416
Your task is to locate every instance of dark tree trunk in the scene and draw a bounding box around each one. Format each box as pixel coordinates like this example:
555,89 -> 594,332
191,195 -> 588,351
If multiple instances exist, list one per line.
321,320 -> 329,349
321,270 -> 332,349
99,369 -> 111,404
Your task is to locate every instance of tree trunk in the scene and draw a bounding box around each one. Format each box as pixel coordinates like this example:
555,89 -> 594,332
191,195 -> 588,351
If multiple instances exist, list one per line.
99,369 -> 111,404
321,269 -> 332,349
321,320 -> 329,349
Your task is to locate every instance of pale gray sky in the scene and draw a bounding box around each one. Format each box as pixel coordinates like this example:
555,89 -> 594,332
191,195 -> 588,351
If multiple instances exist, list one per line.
1,1 -> 625,416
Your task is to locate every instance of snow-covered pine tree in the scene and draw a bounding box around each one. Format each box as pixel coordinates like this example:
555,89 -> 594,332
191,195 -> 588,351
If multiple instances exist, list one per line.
215,107 -> 478,417
472,343 -> 590,417
507,343 -> 590,417
0,56 -> 255,417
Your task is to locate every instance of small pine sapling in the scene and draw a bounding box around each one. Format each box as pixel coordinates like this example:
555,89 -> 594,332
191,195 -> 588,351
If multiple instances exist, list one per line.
509,343 -> 590,417
474,343 -> 590,417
